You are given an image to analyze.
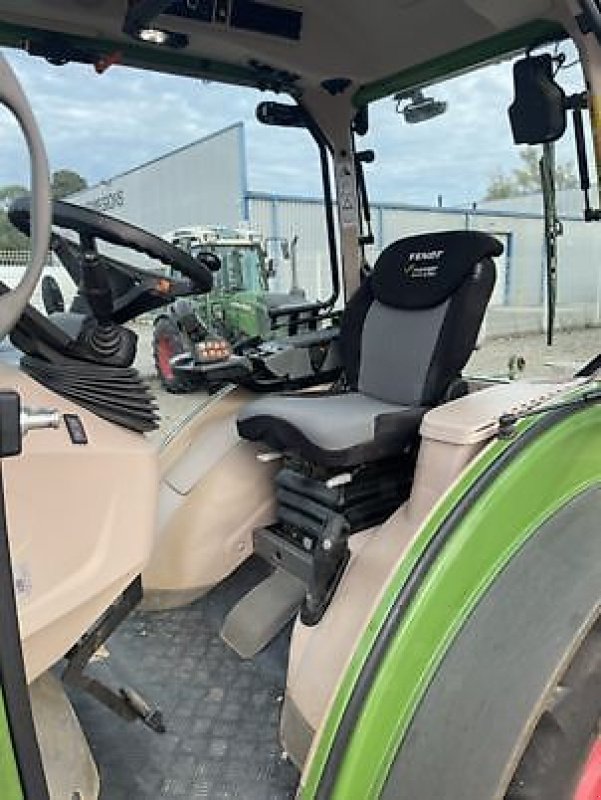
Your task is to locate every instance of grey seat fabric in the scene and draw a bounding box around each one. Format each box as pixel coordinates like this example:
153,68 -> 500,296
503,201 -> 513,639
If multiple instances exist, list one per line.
237,230 -> 502,468
237,393 -> 425,468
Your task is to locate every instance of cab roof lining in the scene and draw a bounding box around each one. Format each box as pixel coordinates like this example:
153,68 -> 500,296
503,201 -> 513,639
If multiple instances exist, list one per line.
0,1 -> 568,102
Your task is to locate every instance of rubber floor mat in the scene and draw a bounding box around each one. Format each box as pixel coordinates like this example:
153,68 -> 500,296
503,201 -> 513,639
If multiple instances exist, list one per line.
69,559 -> 300,799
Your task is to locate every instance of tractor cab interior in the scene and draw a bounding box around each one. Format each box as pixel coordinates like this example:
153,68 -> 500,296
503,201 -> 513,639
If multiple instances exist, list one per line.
0,2 -> 600,800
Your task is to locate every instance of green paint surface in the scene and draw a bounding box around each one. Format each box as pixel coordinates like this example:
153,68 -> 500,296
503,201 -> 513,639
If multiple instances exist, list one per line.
0,690 -> 23,800
302,401 -> 601,798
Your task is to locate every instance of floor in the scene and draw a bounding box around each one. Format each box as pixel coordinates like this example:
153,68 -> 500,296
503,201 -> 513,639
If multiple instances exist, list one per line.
69,559 -> 299,800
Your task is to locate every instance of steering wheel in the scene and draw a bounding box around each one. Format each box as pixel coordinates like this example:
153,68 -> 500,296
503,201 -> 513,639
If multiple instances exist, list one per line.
0,56 -> 52,340
9,197 -> 214,294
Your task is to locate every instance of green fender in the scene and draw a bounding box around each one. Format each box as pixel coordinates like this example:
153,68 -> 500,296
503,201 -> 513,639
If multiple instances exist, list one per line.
301,399 -> 601,799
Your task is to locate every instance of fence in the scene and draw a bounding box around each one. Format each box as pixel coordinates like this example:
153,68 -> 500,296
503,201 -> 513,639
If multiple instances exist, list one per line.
0,251 -> 76,313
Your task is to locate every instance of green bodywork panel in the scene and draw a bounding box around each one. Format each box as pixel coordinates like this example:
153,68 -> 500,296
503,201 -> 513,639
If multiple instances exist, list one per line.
354,19 -> 565,106
222,290 -> 269,339
0,690 -> 23,800
301,398 -> 601,799
196,289 -> 267,340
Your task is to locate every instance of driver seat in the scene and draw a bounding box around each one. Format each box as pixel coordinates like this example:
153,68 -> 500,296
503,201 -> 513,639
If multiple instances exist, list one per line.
237,230 -> 502,468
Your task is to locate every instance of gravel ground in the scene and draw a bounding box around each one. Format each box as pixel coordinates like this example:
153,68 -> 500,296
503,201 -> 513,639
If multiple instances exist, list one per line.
133,320 -> 601,440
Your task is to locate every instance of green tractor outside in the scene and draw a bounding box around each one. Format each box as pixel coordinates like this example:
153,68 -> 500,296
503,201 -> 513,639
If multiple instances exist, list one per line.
152,225 -> 303,391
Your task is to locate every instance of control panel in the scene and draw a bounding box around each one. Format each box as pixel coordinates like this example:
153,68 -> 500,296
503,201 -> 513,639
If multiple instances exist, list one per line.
164,0 -> 302,41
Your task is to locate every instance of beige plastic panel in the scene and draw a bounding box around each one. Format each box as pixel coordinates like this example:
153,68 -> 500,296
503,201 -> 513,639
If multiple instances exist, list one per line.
422,378 -> 589,445
30,671 -> 99,800
284,434 -> 482,769
0,366 -> 158,683
142,387 -> 277,608
289,379 -> 590,772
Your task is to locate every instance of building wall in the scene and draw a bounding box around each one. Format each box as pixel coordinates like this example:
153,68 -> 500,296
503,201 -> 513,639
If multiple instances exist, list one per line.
247,194 -> 601,335
70,123 -> 247,235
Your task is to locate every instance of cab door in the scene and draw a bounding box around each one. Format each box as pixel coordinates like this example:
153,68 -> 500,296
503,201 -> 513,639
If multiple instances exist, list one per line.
0,401 -> 49,800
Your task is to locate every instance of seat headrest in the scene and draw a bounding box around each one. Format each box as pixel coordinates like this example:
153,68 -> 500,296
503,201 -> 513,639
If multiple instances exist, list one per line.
371,230 -> 503,310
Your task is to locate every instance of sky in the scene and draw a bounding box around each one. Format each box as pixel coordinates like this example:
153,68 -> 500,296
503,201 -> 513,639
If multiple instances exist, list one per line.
0,42 -> 586,209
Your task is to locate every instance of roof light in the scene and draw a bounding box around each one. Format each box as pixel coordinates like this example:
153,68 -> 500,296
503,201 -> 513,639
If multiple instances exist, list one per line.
130,26 -> 188,49
138,27 -> 169,44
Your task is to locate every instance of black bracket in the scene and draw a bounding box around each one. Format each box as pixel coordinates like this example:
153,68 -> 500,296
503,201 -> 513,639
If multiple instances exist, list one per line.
254,512 -> 350,626
0,392 -> 21,458
498,388 -> 601,438
62,577 -> 166,734
301,514 -> 351,626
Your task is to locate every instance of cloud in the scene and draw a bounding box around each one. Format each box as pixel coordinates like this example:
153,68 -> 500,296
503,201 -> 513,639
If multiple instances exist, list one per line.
0,41 -> 586,208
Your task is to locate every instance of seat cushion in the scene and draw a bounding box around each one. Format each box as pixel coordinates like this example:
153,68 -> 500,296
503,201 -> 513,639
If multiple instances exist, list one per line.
237,392 -> 426,468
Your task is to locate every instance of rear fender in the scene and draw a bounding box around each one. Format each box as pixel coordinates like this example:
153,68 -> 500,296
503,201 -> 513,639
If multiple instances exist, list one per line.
302,401 -> 601,799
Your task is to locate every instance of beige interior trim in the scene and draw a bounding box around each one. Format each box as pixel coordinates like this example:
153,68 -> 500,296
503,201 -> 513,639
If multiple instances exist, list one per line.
421,378 -> 589,445
143,386 -> 277,608
30,671 -> 99,800
289,379 -> 583,772
0,365 -> 158,684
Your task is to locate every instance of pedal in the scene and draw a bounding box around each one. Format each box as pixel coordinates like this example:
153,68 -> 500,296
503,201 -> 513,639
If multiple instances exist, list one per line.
62,578 -> 166,735
120,687 -> 166,734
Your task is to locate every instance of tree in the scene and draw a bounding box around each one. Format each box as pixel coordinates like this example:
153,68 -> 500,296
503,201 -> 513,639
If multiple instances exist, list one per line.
0,211 -> 29,250
0,184 -> 28,206
484,146 -> 579,201
0,168 -> 88,249
51,169 -> 87,199
0,184 -> 29,249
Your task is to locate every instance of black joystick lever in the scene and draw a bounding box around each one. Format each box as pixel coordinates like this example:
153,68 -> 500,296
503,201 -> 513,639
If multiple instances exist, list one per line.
81,248 -> 114,325
78,237 -> 136,365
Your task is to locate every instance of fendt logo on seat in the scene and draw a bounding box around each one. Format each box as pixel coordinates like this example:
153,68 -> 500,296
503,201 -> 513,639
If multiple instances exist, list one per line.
404,248 -> 444,278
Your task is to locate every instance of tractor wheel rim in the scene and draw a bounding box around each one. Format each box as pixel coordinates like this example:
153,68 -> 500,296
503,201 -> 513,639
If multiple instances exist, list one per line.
574,737 -> 601,800
157,337 -> 175,380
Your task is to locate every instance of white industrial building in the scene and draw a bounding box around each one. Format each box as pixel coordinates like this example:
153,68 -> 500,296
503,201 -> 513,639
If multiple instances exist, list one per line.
45,123 -> 601,336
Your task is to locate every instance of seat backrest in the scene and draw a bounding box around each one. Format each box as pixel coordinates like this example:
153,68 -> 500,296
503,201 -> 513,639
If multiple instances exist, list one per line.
339,230 -> 502,407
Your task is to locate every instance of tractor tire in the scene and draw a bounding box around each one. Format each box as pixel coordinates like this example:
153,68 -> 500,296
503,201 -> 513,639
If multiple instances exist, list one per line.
152,316 -> 198,394
505,618 -> 601,800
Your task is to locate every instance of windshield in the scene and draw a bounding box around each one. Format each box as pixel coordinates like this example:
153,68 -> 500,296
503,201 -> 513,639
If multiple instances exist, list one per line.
358,43 -> 600,382
190,244 -> 266,292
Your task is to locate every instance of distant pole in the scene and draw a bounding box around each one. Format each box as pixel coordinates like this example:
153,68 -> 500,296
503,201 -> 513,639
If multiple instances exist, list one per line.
437,194 -> 443,208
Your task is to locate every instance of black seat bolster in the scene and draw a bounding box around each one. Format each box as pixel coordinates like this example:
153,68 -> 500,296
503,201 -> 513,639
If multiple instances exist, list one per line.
373,408 -> 428,440
420,258 -> 495,406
